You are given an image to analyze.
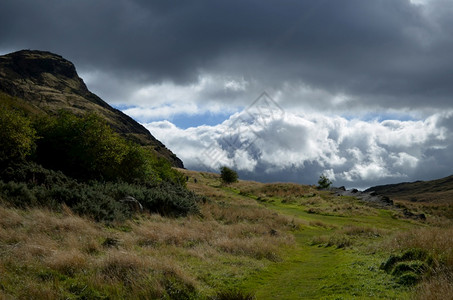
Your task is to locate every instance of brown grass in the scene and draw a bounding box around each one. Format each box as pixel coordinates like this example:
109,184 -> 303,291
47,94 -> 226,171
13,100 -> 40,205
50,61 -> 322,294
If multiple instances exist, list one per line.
311,234 -> 353,249
0,181 -> 296,299
340,225 -> 386,237
381,225 -> 453,299
414,271 -> 453,300
308,220 -> 336,229
238,182 -> 315,199
45,249 -> 88,276
383,226 -> 453,263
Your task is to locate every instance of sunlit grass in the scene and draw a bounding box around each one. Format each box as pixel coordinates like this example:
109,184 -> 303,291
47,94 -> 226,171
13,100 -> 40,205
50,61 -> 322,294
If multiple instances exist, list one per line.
0,168 -> 451,298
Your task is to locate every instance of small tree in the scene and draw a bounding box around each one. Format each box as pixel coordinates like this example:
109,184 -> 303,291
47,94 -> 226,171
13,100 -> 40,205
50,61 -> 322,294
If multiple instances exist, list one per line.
317,174 -> 332,190
0,104 -> 37,163
220,166 -> 238,184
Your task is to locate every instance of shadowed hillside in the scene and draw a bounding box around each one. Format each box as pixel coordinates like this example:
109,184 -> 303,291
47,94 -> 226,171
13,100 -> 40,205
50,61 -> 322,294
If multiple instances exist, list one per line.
366,175 -> 453,204
0,50 -> 183,168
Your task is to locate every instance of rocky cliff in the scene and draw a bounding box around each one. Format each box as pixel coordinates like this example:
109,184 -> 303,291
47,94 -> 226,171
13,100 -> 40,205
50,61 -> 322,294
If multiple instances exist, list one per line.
0,50 -> 183,168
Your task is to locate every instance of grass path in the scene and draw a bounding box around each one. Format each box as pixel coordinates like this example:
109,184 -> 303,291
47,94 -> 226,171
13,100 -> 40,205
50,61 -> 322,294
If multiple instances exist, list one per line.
181,170 -> 417,299
242,229 -> 411,299
239,200 -> 415,299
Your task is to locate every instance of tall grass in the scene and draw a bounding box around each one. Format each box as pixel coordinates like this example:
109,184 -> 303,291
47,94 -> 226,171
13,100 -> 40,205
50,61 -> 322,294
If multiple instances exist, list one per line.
381,226 -> 453,299
0,191 -> 296,298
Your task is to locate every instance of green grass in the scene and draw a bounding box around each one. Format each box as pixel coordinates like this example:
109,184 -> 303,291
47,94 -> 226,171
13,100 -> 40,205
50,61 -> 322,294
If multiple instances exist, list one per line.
240,228 -> 412,299
219,182 -> 420,299
1,170 -> 430,299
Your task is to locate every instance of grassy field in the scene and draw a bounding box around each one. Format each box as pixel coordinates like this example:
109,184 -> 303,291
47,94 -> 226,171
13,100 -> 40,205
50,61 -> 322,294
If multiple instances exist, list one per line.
1,169 -> 451,299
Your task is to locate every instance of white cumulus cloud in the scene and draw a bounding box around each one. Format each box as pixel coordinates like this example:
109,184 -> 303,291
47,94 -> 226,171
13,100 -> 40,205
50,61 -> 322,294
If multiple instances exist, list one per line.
143,109 -> 453,188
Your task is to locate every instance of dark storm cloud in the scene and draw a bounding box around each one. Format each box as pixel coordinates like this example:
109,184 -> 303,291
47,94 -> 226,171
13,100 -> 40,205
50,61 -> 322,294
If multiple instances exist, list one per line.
1,0 -> 453,110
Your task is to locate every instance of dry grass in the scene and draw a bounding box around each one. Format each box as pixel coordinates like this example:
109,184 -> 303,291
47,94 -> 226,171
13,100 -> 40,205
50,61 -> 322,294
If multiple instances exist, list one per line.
0,184 -> 296,298
383,226 -> 453,264
381,225 -> 453,299
305,202 -> 376,217
238,182 -> 315,199
311,234 -> 353,249
414,271 -> 453,300
308,220 -> 336,229
340,225 -> 386,237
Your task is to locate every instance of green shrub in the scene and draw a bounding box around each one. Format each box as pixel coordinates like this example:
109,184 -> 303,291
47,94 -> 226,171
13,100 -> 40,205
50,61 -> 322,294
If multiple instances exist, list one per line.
317,174 -> 332,189
0,161 -> 68,187
33,111 -> 185,185
0,163 -> 200,222
0,110 -> 200,221
0,181 -> 36,207
0,104 -> 37,163
34,112 -> 130,181
220,166 -> 238,184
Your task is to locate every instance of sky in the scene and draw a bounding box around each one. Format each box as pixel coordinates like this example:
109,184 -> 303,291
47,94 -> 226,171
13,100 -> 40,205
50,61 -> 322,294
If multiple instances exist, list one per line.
1,0 -> 453,188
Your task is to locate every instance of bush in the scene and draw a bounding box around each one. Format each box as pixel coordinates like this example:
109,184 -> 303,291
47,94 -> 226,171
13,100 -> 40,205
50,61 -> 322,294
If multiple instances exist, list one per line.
0,163 -> 201,222
0,161 -> 69,187
0,109 -> 200,222
0,181 -> 37,208
317,174 -> 332,189
0,104 -> 37,163
33,111 -> 184,185
34,112 -> 131,181
220,166 -> 238,184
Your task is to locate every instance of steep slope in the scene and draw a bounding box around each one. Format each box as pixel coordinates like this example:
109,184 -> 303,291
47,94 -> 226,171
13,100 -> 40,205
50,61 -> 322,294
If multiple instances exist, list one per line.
365,175 -> 453,203
0,50 -> 183,168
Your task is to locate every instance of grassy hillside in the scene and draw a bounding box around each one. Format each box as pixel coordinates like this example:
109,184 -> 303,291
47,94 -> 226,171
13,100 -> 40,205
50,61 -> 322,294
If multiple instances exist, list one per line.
366,175 -> 453,203
2,169 -> 451,299
366,175 -> 453,220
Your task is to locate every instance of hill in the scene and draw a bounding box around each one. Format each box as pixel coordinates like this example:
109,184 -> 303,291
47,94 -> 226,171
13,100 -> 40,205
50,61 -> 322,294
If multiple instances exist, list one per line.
0,50 -> 183,168
365,174 -> 453,204
1,169 -> 451,299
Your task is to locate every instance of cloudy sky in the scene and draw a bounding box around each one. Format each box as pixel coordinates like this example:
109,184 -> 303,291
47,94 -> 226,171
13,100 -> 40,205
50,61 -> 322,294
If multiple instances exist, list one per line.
1,0 -> 453,188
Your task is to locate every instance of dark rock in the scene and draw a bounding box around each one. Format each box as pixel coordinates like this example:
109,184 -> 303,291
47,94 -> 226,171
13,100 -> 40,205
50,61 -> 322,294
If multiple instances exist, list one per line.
380,196 -> 393,205
403,208 -> 414,217
120,196 -> 143,212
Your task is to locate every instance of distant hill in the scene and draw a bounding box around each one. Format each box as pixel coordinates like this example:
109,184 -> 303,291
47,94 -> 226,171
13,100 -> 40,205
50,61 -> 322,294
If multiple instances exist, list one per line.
0,50 -> 183,168
365,175 -> 453,204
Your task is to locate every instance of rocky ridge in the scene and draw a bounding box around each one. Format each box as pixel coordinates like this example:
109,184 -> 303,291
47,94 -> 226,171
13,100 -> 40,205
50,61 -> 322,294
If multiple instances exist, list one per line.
0,50 -> 183,168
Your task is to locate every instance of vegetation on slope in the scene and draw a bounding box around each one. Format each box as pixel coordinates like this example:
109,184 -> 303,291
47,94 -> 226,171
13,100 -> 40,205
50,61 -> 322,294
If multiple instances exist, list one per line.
1,92 -> 452,298
0,165 -> 452,298
0,172 -> 297,299
0,50 -> 184,167
0,96 -> 196,221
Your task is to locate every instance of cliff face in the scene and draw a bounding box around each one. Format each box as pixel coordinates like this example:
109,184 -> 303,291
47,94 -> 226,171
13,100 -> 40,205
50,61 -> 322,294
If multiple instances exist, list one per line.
0,50 -> 183,168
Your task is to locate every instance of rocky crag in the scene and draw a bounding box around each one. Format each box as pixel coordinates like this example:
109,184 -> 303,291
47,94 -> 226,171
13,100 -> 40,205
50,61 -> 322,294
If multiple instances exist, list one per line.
0,50 -> 183,168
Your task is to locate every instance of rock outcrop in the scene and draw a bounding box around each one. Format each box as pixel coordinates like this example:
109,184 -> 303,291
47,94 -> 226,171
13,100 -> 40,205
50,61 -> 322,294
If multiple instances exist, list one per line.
0,50 -> 183,168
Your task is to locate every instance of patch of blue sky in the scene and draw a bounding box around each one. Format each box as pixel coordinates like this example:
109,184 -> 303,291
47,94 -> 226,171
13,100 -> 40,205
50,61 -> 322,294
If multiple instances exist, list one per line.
341,112 -> 419,122
166,111 -> 232,129
112,104 -> 136,111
